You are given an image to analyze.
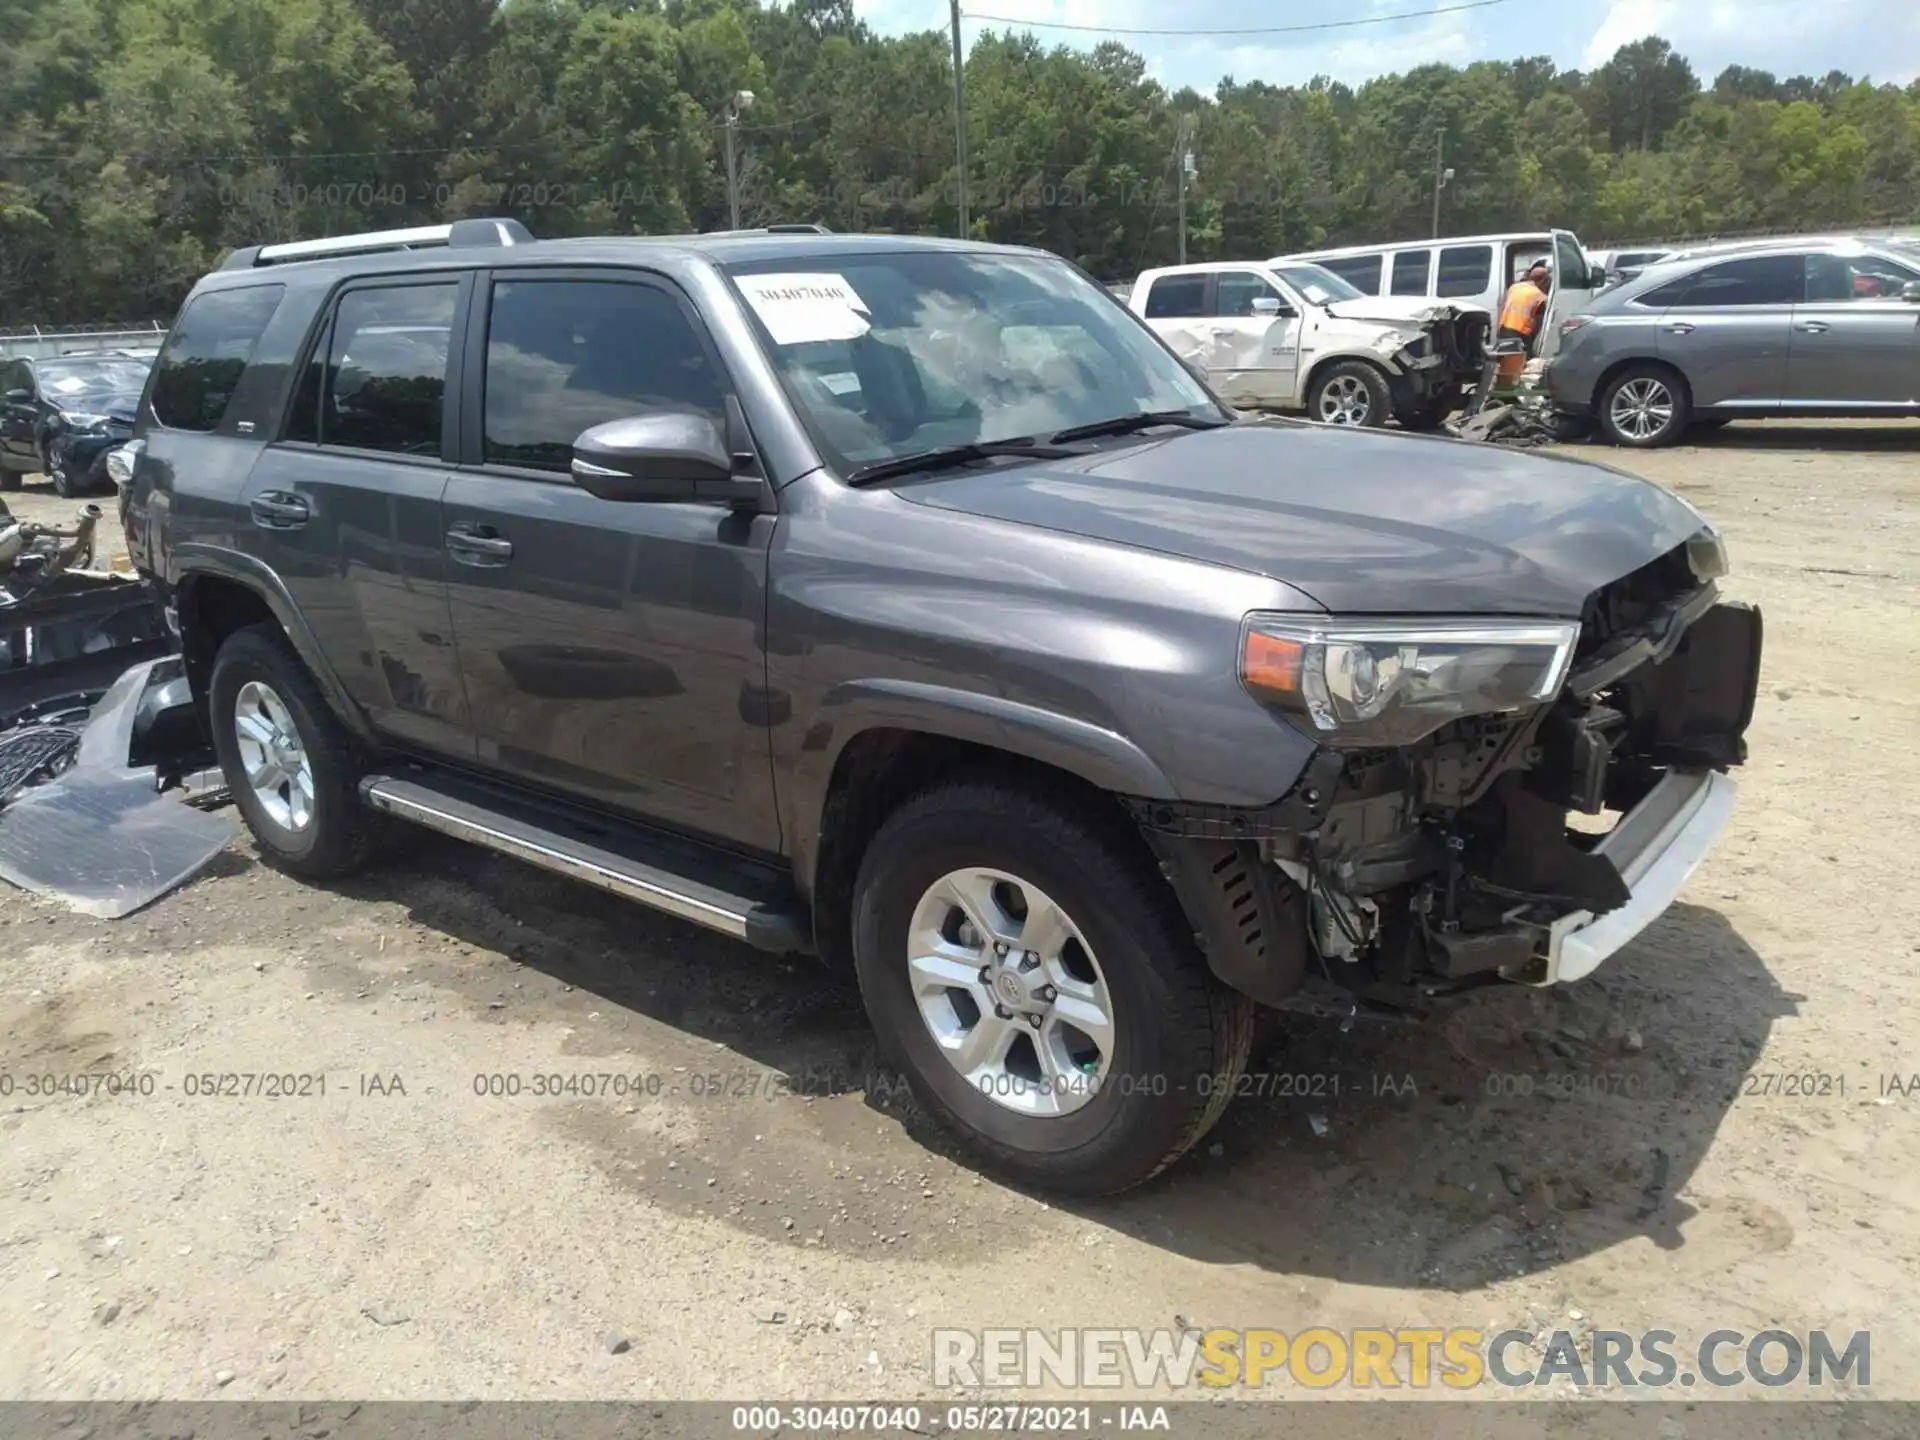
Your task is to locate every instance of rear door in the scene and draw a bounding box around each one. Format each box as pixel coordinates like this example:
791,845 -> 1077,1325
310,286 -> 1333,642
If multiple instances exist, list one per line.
441,266 -> 781,853
1651,254 -> 1801,408
1788,251 -> 1920,407
242,275 -> 472,756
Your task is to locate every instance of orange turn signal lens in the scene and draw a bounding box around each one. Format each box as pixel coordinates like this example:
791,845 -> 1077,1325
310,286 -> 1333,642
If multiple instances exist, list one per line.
1241,629 -> 1304,698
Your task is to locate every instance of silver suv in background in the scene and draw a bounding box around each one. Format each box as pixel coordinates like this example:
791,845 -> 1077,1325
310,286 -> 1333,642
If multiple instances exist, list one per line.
1544,239 -> 1920,447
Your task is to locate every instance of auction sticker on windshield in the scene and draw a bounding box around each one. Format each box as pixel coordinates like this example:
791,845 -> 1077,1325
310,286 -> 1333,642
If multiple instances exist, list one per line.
736,272 -> 872,345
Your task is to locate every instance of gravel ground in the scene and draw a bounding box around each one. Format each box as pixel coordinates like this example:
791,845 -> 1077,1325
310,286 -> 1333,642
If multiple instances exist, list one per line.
1,421 -> 1916,1402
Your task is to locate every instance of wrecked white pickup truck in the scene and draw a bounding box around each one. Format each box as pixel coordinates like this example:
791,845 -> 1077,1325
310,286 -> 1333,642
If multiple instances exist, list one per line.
1128,259 -> 1489,429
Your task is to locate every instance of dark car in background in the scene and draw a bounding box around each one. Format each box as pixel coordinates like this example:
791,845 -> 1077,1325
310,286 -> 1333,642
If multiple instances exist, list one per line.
1544,238 -> 1920,447
0,350 -> 153,495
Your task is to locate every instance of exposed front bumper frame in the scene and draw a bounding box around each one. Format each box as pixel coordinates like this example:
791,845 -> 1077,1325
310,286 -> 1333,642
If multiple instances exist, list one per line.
1535,768 -> 1738,984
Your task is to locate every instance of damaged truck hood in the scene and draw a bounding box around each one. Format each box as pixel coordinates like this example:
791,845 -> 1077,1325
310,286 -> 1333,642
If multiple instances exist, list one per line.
1320,296 -> 1477,326
896,422 -> 1706,615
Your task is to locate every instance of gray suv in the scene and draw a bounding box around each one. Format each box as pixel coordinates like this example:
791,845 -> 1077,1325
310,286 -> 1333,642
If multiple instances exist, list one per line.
122,220 -> 1761,1194
1545,239 -> 1920,446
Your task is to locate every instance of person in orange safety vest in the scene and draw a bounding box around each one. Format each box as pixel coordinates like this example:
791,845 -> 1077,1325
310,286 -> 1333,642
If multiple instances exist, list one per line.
1498,261 -> 1552,353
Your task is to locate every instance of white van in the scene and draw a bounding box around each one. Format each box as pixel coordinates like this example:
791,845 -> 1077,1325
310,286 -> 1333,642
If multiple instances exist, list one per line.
1274,229 -> 1605,355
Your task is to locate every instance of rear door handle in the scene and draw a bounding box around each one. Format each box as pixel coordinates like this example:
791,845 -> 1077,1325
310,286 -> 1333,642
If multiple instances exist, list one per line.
1795,320 -> 1831,333
1664,322 -> 1695,335
249,491 -> 310,529
446,523 -> 513,565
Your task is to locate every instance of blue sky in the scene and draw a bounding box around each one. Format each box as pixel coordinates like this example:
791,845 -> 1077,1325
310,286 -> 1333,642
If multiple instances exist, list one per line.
857,0 -> 1920,94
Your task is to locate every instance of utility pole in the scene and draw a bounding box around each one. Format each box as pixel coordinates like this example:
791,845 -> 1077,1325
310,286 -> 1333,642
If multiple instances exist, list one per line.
1430,130 -> 1454,239
949,0 -> 970,237
1176,118 -> 1195,265
724,90 -> 754,229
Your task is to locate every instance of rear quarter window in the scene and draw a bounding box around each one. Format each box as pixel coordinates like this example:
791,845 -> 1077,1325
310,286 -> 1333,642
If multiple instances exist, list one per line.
150,285 -> 286,432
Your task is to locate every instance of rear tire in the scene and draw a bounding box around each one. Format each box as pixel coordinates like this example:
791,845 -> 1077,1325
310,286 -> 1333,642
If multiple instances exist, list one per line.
851,777 -> 1254,1196
1596,364 -> 1690,448
209,622 -> 383,880
1310,361 -> 1392,428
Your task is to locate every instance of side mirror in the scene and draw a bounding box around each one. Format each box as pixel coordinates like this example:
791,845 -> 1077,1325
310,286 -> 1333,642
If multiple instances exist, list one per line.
1901,281 -> 1920,304
1250,295 -> 1287,317
4,388 -> 30,406
570,411 -> 761,506
1588,263 -> 1609,290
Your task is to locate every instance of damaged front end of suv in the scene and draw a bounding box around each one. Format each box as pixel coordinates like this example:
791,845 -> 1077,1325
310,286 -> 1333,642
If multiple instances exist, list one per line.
1137,528 -> 1758,1015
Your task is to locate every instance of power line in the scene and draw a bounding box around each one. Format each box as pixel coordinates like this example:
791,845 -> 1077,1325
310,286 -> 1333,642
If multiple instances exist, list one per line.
963,0 -> 1515,38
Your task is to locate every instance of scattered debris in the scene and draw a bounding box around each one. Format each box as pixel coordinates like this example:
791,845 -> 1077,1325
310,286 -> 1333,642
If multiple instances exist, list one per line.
1635,1147 -> 1672,1220
94,1301 -> 121,1326
360,1303 -> 411,1327
1308,1113 -> 1330,1138
1497,1162 -> 1525,1197
606,1333 -> 632,1355
1621,1028 -> 1645,1054
753,1304 -> 787,1324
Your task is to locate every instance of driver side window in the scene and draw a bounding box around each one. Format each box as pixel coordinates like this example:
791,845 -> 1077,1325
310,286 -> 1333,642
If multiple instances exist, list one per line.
1214,272 -> 1283,317
482,277 -> 728,473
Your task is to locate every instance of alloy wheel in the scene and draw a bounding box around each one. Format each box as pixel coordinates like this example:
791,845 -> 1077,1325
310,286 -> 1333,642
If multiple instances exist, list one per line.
233,680 -> 315,833
1610,376 -> 1674,442
905,867 -> 1115,1118
1317,374 -> 1372,425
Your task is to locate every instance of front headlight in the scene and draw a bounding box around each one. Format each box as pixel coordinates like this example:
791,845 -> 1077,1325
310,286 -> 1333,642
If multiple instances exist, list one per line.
1240,614 -> 1581,747
1370,329 -> 1421,356
61,411 -> 111,432
1685,523 -> 1729,580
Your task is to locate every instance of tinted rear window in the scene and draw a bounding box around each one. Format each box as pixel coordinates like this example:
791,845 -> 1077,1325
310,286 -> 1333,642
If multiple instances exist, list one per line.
150,285 -> 285,432
1319,254 -> 1382,295
1144,275 -> 1207,317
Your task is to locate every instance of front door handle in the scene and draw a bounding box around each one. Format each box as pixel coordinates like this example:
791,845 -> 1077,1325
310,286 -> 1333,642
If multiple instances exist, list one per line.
1664,322 -> 1695,335
250,491 -> 310,529
446,523 -> 513,565
1795,320 -> 1831,333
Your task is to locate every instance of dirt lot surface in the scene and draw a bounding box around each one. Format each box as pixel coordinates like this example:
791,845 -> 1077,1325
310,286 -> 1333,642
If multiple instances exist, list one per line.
2,422 -> 1917,1404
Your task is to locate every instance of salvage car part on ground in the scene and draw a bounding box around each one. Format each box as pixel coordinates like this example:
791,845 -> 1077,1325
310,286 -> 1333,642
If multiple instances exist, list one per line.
0,655 -> 234,917
1,497 -> 174,723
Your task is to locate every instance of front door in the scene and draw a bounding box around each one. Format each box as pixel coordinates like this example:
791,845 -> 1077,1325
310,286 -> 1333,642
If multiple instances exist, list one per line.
441,268 -> 780,854
1206,269 -> 1301,406
1788,250 -> 1920,407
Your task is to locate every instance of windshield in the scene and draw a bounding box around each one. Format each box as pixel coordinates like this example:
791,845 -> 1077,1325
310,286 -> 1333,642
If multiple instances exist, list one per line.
39,357 -> 151,399
725,251 -> 1218,474
1271,264 -> 1364,306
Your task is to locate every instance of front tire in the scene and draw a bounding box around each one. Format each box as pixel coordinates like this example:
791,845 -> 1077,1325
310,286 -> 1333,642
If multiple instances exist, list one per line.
1310,361 -> 1392,428
851,777 -> 1254,1196
1597,364 -> 1690,448
46,440 -> 77,498
209,622 -> 382,880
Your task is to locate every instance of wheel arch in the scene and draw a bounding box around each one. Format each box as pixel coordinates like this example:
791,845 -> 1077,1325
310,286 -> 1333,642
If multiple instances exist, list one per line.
1302,352 -> 1396,409
173,552 -> 373,745
796,691 -> 1180,971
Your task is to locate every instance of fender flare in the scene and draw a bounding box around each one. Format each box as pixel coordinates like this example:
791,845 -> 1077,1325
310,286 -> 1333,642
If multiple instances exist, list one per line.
172,544 -> 376,746
787,678 -> 1180,888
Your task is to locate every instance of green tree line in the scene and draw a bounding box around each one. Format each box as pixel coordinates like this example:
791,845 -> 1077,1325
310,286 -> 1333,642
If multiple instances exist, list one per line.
2,0 -> 1916,322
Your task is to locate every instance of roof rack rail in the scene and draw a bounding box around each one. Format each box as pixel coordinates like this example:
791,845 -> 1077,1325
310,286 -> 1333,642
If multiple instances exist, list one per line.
763,222 -> 832,234
222,217 -> 535,270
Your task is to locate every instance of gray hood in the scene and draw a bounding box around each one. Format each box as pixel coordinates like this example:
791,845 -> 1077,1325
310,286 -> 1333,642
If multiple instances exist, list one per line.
896,421 -> 1705,616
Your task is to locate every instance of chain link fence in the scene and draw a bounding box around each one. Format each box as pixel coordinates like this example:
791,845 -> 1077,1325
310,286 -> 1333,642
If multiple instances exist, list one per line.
0,321 -> 171,360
